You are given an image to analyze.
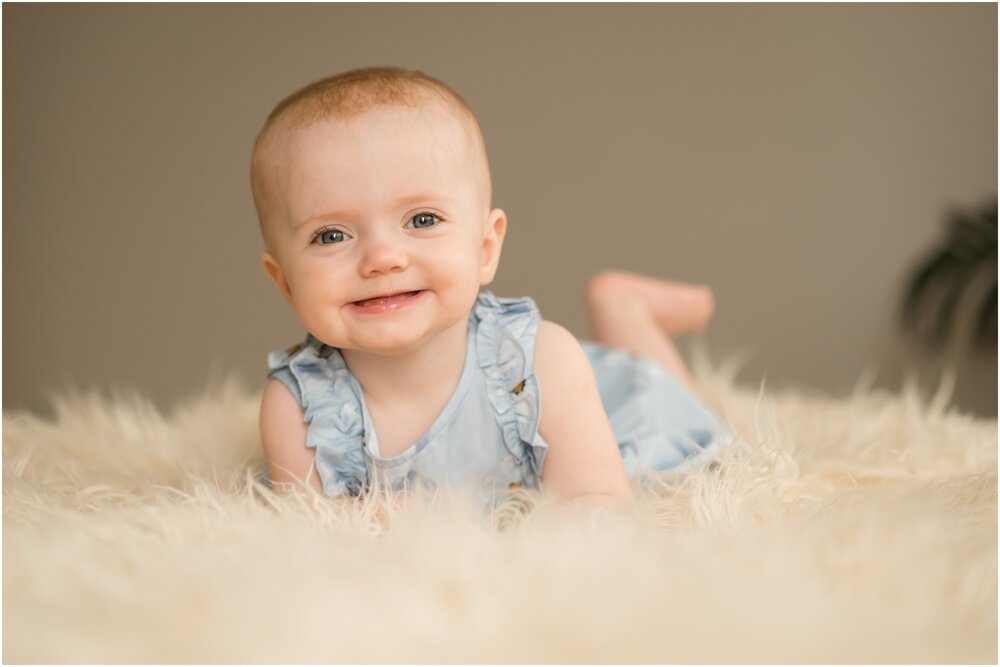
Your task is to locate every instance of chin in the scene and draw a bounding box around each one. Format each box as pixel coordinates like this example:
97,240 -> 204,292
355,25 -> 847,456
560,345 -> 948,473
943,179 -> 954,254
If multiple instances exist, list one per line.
352,328 -> 429,355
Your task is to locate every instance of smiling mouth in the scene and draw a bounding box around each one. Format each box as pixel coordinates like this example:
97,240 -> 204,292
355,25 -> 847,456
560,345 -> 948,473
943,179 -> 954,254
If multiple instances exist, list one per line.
351,290 -> 423,308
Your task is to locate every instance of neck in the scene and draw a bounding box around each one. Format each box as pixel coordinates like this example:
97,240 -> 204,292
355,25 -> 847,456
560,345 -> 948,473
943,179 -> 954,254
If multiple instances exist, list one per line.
339,318 -> 470,406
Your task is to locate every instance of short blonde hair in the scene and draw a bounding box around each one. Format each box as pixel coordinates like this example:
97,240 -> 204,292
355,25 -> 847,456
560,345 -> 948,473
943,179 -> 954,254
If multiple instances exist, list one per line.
251,66 -> 490,248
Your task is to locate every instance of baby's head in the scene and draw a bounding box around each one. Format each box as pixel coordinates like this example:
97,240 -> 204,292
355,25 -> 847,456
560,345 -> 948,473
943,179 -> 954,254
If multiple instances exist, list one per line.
251,67 -> 506,353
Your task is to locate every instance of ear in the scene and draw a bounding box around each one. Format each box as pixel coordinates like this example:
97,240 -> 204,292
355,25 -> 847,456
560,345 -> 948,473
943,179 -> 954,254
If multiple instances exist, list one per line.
261,251 -> 293,303
479,208 -> 507,285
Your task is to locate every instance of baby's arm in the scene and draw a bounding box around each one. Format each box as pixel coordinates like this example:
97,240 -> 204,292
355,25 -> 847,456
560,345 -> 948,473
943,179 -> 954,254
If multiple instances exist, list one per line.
533,321 -> 631,506
259,379 -> 325,495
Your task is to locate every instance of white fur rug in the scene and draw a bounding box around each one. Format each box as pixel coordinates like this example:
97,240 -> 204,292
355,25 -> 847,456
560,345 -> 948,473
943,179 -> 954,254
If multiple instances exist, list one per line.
4,362 -> 997,663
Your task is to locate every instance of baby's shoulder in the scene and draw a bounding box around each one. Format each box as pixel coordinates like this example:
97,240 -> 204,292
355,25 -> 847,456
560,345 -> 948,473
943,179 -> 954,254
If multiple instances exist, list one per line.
531,319 -> 592,382
473,290 -> 539,329
265,335 -> 354,411
266,335 -> 336,371
472,290 -> 542,367
533,319 -> 578,352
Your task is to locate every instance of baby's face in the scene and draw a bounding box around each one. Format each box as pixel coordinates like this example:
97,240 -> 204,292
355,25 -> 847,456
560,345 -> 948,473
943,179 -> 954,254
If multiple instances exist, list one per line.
260,101 -> 505,354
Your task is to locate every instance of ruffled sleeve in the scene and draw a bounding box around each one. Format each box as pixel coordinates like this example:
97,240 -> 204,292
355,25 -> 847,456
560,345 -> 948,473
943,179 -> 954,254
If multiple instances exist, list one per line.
266,336 -> 368,497
473,291 -> 549,479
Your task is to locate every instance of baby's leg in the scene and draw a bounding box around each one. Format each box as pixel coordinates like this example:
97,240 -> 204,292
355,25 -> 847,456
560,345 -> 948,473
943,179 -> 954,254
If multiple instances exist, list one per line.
585,271 -> 714,393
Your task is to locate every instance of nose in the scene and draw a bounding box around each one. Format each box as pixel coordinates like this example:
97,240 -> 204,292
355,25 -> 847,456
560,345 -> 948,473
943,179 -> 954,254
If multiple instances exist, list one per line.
358,230 -> 409,277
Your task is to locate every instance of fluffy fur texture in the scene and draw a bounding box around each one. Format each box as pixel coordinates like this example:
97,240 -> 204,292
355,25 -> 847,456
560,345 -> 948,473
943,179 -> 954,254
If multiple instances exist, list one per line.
4,358 -> 996,663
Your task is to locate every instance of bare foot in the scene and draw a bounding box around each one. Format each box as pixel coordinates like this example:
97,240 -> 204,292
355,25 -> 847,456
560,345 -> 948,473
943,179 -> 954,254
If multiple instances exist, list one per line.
586,271 -> 714,336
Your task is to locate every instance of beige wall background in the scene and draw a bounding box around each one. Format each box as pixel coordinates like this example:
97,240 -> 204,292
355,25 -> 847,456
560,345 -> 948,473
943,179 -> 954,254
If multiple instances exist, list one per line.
4,4 -> 997,418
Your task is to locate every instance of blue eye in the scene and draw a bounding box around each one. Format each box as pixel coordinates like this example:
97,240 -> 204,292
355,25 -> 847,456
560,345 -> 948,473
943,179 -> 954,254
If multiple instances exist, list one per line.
408,213 -> 439,229
315,228 -> 347,245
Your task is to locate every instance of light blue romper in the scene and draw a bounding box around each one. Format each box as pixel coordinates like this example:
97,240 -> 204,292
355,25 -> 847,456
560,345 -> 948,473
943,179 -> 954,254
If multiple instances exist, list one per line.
266,291 -> 729,507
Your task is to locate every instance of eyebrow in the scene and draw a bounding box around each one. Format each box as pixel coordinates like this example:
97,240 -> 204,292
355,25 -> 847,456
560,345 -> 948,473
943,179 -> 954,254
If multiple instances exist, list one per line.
294,193 -> 455,230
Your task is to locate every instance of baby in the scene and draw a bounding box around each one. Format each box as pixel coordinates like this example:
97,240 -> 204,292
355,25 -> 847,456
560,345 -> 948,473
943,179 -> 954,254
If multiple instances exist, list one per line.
251,67 -> 727,508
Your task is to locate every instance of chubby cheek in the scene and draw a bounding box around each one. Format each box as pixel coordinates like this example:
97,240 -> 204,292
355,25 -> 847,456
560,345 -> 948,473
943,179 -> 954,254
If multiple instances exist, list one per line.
287,268 -> 344,325
289,288 -> 324,332
430,241 -> 481,286
288,256 -> 347,297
